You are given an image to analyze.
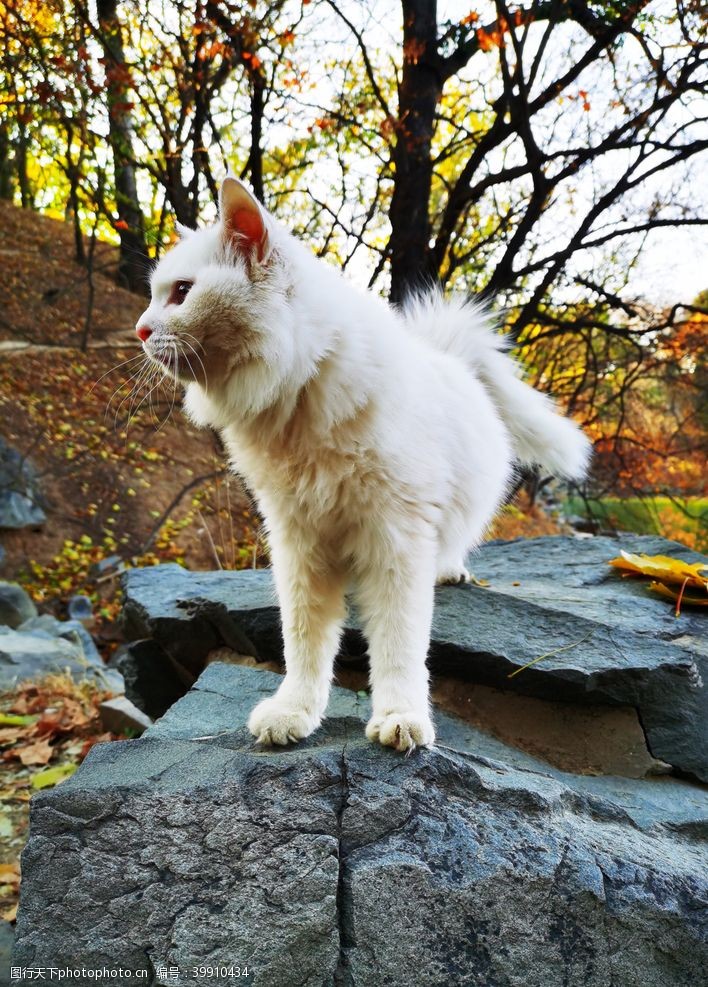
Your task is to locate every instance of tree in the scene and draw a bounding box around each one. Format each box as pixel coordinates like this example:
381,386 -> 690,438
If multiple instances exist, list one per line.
94,0 -> 150,294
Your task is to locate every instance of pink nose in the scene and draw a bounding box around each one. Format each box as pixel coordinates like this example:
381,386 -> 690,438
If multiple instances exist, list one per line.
136,325 -> 153,342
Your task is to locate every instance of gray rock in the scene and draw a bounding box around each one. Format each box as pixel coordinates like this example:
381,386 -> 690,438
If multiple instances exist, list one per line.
473,534 -> 707,656
0,918 -> 13,987
121,565 -> 275,675
88,554 -> 124,579
122,535 -> 708,780
67,594 -> 93,625
0,618 -> 123,692
99,696 -> 152,735
111,639 -> 203,719
17,614 -> 107,673
0,436 -> 46,529
0,581 -> 37,629
14,664 -> 708,986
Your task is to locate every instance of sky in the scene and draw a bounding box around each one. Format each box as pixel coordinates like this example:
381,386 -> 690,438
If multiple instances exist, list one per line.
320,0 -> 708,306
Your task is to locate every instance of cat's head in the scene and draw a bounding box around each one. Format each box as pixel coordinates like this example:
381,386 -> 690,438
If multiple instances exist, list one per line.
135,177 -> 298,416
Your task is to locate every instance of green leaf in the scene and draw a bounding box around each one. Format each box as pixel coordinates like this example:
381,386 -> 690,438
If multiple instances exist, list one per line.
31,763 -> 77,790
0,713 -> 38,728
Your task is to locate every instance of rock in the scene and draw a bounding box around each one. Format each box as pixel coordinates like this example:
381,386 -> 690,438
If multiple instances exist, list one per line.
67,594 -> 93,626
111,639 -> 193,719
121,535 -> 708,781
0,918 -> 13,987
14,664 -> 708,986
99,696 -> 152,735
88,554 -> 124,579
0,617 -> 123,692
0,581 -> 37,629
121,566 -> 274,675
473,534 -> 707,656
18,614 -> 104,671
0,436 -> 46,529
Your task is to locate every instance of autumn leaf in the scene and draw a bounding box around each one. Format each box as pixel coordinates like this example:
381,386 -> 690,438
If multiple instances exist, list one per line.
477,26 -> 504,51
609,550 -> 708,588
0,728 -> 32,746
0,863 -> 20,887
14,738 -> 54,766
608,550 -> 708,616
648,581 -> 708,614
113,219 -> 129,231
0,713 -> 37,728
31,762 -> 77,790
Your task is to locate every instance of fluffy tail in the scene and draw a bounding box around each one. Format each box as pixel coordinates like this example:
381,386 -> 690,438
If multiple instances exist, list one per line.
403,292 -> 591,480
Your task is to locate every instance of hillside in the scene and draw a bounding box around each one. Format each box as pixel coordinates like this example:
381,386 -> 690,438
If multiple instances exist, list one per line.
0,202 -> 261,640
0,200 -> 142,348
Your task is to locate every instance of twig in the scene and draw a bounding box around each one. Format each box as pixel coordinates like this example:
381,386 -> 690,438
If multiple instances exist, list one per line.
138,470 -> 223,555
507,631 -> 595,679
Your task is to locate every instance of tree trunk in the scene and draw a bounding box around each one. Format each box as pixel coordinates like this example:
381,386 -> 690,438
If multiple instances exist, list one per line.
97,0 -> 150,295
388,0 -> 441,305
15,112 -> 31,208
0,119 -> 14,200
248,69 -> 265,203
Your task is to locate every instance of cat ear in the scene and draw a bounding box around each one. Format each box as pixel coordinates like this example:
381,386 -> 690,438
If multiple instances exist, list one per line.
175,221 -> 195,239
219,176 -> 269,263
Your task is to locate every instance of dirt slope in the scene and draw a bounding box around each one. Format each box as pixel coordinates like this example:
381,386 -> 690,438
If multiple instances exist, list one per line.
0,202 -> 259,632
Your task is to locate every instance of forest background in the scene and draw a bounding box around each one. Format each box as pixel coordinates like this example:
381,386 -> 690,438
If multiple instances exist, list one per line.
0,0 -> 706,630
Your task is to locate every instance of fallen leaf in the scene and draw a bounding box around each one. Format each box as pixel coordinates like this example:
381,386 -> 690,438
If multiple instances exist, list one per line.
649,581 -> 708,610
15,738 -> 54,766
0,713 -> 38,727
31,762 -> 77,789
608,550 -> 708,615
0,728 -> 31,746
2,903 -> 17,922
609,550 -> 708,589
0,863 -> 20,885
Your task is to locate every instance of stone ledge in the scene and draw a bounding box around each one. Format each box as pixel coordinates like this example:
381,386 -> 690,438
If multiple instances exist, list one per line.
13,663 -> 708,987
120,535 -> 708,780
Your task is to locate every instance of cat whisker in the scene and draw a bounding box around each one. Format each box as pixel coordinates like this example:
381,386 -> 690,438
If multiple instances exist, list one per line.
153,344 -> 180,432
178,339 -> 208,393
177,333 -> 209,388
126,367 -> 163,433
105,358 -> 152,426
122,358 -> 161,432
90,353 -> 144,394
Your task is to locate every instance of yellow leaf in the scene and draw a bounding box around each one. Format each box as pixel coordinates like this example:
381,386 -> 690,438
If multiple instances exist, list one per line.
31,763 -> 77,790
649,581 -> 708,610
0,863 -> 19,884
608,551 -> 708,591
2,903 -> 17,922
0,713 -> 37,727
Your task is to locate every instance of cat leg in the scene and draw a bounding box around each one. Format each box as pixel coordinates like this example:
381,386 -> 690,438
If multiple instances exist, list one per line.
248,542 -> 345,746
356,537 -> 436,752
435,557 -> 470,586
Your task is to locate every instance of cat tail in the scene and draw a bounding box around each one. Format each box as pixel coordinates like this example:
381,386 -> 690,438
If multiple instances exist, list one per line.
403,292 -> 592,480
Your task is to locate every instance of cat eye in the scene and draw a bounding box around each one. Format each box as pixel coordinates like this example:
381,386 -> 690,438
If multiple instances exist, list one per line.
167,280 -> 193,306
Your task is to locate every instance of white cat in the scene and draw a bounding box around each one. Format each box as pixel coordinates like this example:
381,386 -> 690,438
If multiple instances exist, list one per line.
136,177 -> 590,752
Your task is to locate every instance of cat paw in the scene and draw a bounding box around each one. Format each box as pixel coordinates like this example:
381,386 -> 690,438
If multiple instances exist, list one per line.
366,711 -> 436,752
248,697 -> 320,746
436,565 -> 470,586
